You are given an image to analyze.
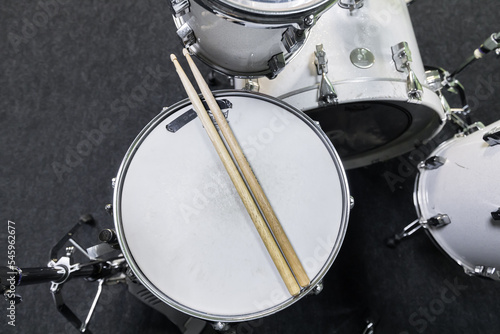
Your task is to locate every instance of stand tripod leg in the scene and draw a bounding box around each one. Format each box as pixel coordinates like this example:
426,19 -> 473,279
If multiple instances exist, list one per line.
385,219 -> 422,248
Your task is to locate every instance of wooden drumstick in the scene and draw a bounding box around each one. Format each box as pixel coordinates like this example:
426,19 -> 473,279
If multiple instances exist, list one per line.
170,54 -> 300,296
182,49 -> 310,288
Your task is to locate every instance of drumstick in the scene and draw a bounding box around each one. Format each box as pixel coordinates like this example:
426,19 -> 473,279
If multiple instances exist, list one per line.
170,54 -> 300,296
182,49 -> 310,288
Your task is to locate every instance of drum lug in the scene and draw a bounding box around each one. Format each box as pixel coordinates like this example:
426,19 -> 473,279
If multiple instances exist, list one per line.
176,22 -> 196,47
350,196 -> 355,209
424,214 -> 451,228
338,0 -> 364,12
314,44 -> 338,106
281,27 -> 306,54
170,0 -> 190,17
418,155 -> 446,170
212,322 -> 231,332
242,79 -> 260,92
111,177 -> 116,189
491,208 -> 500,221
466,266 -> 499,280
310,280 -> 324,295
105,204 -> 113,216
391,42 -> 423,101
483,126 -> 500,146
267,53 -> 286,79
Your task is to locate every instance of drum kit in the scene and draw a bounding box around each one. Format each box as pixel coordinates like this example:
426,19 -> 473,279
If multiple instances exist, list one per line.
2,0 -> 499,333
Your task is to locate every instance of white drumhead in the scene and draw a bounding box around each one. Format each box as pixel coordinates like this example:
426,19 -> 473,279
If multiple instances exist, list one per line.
415,121 -> 500,277
114,91 -> 350,321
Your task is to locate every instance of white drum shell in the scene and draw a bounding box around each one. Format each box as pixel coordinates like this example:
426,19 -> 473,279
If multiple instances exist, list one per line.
236,0 -> 446,168
414,121 -> 500,280
113,91 -> 350,321
174,1 -> 292,77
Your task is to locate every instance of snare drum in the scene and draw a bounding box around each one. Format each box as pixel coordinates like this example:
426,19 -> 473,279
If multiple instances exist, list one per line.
113,91 -> 350,321
170,0 -> 337,78
236,0 -> 446,169
414,121 -> 500,280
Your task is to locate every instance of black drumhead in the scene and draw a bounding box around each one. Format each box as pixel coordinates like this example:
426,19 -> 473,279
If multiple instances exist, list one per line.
306,102 -> 412,158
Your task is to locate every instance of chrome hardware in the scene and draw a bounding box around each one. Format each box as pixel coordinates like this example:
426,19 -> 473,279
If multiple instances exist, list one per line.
492,208 -> 500,221
469,266 -> 498,280
483,126 -> 500,146
105,204 -> 113,216
243,79 -> 260,92
311,280 -> 324,295
111,177 -> 116,189
170,0 -> 190,17
304,14 -> 315,27
338,0 -> 364,11
418,156 -> 446,170
212,322 -> 231,332
425,69 -> 443,92
282,27 -> 306,53
424,214 -> 451,228
314,44 -> 337,106
267,53 -> 286,79
176,22 -> 196,47
350,48 -> 374,69
350,196 -> 355,209
391,42 -> 423,101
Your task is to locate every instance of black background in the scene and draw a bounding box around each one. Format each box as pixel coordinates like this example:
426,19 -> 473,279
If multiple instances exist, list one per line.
1,0 -> 500,333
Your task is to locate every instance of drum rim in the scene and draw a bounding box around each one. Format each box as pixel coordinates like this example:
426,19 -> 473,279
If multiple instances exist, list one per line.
113,89 -> 351,321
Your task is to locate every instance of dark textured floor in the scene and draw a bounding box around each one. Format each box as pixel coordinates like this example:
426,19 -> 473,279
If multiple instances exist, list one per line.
1,0 -> 500,333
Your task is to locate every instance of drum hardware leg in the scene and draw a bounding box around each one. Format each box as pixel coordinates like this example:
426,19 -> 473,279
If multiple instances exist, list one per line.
483,126 -> 500,146
266,53 -> 286,79
49,214 -> 95,262
385,219 -> 422,248
391,42 -> 423,101
314,44 -> 338,106
361,309 -> 379,334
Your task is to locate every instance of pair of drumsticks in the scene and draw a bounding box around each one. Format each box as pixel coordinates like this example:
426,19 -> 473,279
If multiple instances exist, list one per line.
170,49 -> 310,296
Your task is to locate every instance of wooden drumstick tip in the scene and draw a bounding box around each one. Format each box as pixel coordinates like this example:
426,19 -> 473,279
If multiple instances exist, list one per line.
182,48 -> 190,57
170,54 -> 177,62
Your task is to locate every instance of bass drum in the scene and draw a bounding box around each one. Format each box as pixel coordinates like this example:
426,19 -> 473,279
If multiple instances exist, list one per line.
414,121 -> 500,280
235,0 -> 446,169
113,91 -> 350,321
